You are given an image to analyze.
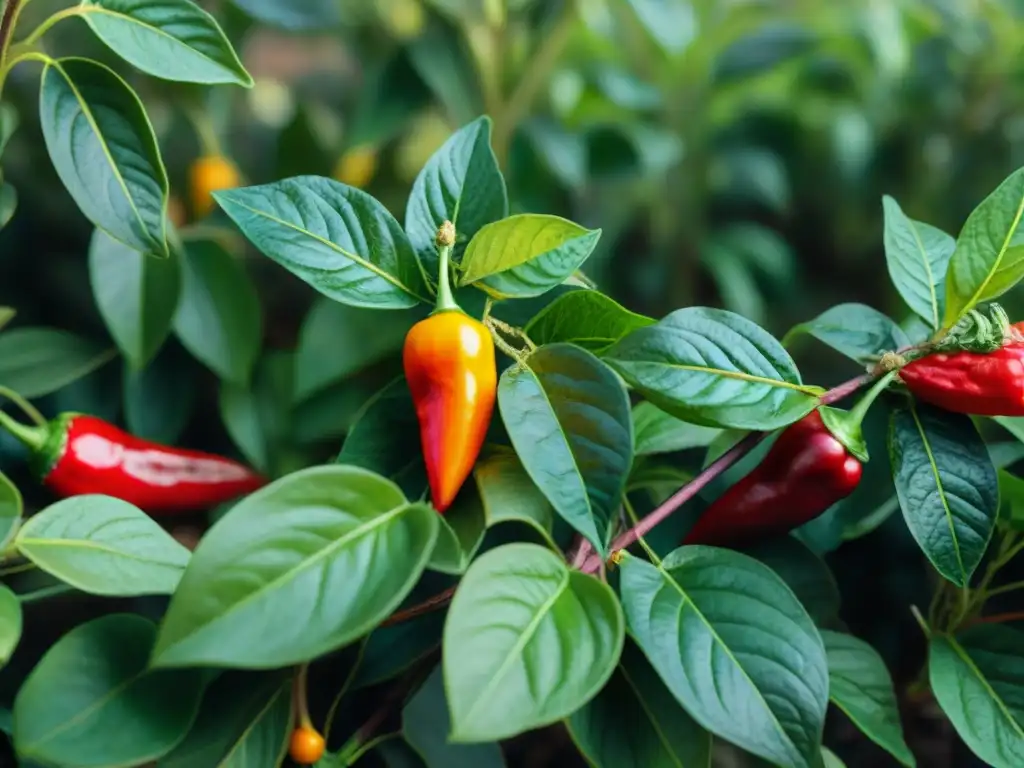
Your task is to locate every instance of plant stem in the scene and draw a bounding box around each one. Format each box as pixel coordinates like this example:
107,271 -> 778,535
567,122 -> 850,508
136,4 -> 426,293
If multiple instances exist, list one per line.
0,385 -> 44,426
984,579 -> 1024,599
293,663 -> 312,729
433,221 -> 460,314
0,408 -> 45,451
0,560 -> 33,576
0,0 -> 21,91
12,4 -> 78,50
972,610 -> 1024,626
379,586 -> 456,628
18,583 -> 74,603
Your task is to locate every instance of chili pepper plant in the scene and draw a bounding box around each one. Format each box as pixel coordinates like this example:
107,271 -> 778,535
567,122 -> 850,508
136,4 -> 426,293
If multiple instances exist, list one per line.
2,2 -> 1024,768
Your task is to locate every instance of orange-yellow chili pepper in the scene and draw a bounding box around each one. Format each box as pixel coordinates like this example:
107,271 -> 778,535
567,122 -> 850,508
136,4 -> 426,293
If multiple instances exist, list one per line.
403,221 -> 496,512
189,155 -> 241,218
288,726 -> 325,765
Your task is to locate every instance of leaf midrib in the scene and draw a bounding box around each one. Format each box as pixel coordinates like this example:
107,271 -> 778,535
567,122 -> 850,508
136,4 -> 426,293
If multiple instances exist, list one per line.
616,359 -> 818,396
956,184 -> 1024,323
948,635 -> 1024,741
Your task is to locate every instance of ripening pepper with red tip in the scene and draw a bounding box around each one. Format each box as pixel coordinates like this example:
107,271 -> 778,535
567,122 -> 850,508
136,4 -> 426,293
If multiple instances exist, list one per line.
684,410 -> 863,547
0,412 -> 267,513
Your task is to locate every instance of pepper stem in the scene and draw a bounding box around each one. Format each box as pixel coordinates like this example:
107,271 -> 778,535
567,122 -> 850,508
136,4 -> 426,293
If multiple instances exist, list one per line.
819,370 -> 899,463
0,409 -> 47,452
433,220 -> 461,315
293,663 -> 313,729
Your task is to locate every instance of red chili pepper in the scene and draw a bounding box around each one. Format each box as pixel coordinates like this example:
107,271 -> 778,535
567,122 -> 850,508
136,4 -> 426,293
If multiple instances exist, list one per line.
684,410 -> 862,546
0,412 -> 266,513
900,322 -> 1024,416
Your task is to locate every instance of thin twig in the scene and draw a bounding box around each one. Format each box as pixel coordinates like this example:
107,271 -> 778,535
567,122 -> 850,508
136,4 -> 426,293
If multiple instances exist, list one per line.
971,611 -> 1024,626
379,586 -> 456,628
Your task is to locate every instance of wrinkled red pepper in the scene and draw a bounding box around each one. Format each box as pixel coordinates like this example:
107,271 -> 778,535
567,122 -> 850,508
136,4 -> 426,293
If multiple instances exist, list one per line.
900,322 -> 1024,416
684,410 -> 862,546
1,412 -> 266,513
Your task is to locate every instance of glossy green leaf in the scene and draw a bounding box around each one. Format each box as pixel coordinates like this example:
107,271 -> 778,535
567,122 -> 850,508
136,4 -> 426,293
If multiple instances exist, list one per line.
607,307 -> 819,431
0,328 -> 114,398
741,536 -> 841,626
619,548 -> 829,768
498,344 -> 632,555
228,0 -> 340,31
0,585 -> 21,669
459,214 -> 601,299
473,448 -> 555,546
944,166 -> 1024,325
889,403 -> 998,586
882,195 -> 955,329
82,0 -> 253,86
404,665 -> 505,768
294,296 -> 418,402
158,672 -> 292,768
123,343 -> 197,444
632,401 -> 721,456
40,57 -> 168,255
0,102 -> 18,158
89,228 -> 180,369
405,116 -> 506,279
784,303 -> 910,365
152,465 -> 439,668
14,614 -> 204,767
0,470 -> 22,551
219,351 -> 293,475
0,182 -> 15,230
444,543 -> 623,741
215,176 -> 429,309
930,625 -> 1024,767
337,377 -> 427,500
822,630 -> 914,767
15,495 -> 191,596
823,748 -> 846,768
173,238 -> 261,385
567,640 -> 712,768
524,290 -> 654,354
429,485 -> 486,575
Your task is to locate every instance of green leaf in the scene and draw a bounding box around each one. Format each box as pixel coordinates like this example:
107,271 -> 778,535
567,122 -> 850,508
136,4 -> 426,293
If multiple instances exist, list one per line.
623,0 -> 697,54
930,625 -> 1024,767
14,614 -> 204,767
407,16 -> 484,127
429,485 -> 486,575
294,296 -> 417,402
784,303 -> 910,365
0,182 -> 15,230
944,166 -> 1024,325
821,630 -> 915,767
0,327 -> 114,398
158,672 -> 292,768
524,290 -> 654,354
498,344 -> 632,556
218,352 -> 293,475
0,584 -> 21,669
459,214 -> 601,299
823,748 -> 846,768
889,403 -> 998,586
473,448 -> 555,546
404,665 -> 505,768
173,238 -> 261,385
0,470 -> 22,551
215,176 -> 429,309
999,470 -> 1024,531
632,401 -> 721,456
81,0 -> 253,86
619,548 -> 829,768
15,495 -> 191,596
0,102 -> 18,158
40,57 -> 168,255
882,195 -> 955,329
567,639 -> 712,768
741,536 -> 841,626
337,377 -> 427,500
444,543 -> 624,741
405,116 -> 506,280
151,465 -> 439,668
607,307 -> 818,431
89,228 -> 180,369
123,344 -> 197,444
228,0 -> 340,31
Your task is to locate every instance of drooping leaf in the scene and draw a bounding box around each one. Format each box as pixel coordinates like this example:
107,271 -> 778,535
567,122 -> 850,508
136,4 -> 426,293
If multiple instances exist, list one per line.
473,448 -> 555,546
217,176 -> 429,309
619,548 -> 829,768
524,290 -> 654,354
0,327 -> 114,398
784,303 -> 910,365
741,536 -> 841,626
930,625 -> 1024,767
459,214 -> 601,299
822,630 -> 915,767
944,166 -> 1024,326
218,351 -> 293,475
0,585 -> 21,669
632,401 -> 721,456
444,543 -> 623,741
607,307 -> 819,430
567,640 -> 712,768
405,116 -> 506,280
39,57 -> 168,255
89,228 -> 180,369
173,238 -> 261,385
123,343 -> 197,444
15,495 -> 191,596
889,403 -> 998,586
82,0 -> 253,86
497,344 -> 633,555
882,195 -> 955,329
151,466 -> 439,668
14,615 -> 204,767
428,483 -> 486,575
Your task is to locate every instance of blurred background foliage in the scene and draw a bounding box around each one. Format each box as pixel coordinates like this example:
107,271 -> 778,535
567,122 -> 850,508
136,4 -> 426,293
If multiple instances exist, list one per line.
2,0 -> 1024,764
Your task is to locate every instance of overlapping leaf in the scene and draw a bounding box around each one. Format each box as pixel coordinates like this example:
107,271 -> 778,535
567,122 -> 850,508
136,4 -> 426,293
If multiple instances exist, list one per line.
784,303 -> 910,365
524,290 -> 654,354
632,401 -> 721,456
0,327 -> 114,398
0,585 -> 20,669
